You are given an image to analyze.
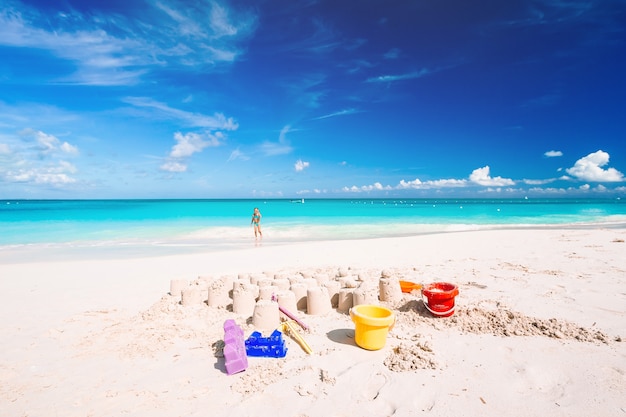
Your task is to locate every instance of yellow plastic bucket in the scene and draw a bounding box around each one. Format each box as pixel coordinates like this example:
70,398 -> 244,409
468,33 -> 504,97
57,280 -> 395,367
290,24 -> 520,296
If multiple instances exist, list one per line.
349,304 -> 395,350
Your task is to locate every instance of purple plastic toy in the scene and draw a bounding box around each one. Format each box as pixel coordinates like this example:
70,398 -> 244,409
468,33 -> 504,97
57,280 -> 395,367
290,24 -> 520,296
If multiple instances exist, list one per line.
223,319 -> 248,375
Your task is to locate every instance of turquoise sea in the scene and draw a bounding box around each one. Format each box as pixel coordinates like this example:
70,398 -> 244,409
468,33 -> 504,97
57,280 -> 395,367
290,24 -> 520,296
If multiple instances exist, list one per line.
1,198 -> 625,259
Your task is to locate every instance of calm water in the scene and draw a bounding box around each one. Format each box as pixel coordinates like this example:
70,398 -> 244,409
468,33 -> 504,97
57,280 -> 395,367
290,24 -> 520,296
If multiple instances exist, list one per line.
2,199 -> 625,252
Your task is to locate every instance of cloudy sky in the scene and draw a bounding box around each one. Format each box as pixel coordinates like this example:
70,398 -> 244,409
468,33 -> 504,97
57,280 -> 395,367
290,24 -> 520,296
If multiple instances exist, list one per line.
1,0 -> 625,198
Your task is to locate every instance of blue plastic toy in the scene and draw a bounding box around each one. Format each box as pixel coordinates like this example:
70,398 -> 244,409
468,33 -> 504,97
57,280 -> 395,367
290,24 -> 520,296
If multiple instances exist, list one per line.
245,329 -> 288,358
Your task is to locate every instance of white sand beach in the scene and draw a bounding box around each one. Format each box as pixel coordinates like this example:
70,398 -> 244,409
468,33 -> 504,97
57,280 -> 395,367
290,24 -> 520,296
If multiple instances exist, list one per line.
1,228 -> 625,417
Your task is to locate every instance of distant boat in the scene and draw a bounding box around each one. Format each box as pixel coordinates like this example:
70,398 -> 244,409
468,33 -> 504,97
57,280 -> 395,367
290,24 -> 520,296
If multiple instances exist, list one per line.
290,198 -> 305,204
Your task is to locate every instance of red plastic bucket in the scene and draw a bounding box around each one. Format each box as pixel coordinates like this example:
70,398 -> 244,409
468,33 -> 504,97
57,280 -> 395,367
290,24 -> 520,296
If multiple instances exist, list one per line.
422,282 -> 459,317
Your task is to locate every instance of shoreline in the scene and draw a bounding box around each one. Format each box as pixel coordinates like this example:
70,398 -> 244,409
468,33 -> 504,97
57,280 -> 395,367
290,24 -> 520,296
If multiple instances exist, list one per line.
1,227 -> 625,416
2,220 -> 626,263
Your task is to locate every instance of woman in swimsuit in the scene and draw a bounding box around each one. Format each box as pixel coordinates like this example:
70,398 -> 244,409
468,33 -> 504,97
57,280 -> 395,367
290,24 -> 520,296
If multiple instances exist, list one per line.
251,207 -> 262,238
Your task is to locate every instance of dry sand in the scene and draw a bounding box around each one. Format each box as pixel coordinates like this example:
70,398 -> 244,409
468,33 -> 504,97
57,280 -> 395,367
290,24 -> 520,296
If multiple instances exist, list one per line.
1,228 -> 625,416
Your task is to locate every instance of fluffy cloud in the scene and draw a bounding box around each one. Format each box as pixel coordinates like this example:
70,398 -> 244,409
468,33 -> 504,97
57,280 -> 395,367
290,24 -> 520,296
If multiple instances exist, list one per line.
161,131 -> 223,172
544,150 -> 563,157
345,166 -> 513,193
60,142 -> 79,154
398,178 -> 467,189
21,128 -> 79,156
294,159 -> 310,172
169,131 -> 222,158
4,161 -> 77,185
566,150 -> 624,182
341,155 -> 624,195
342,182 -> 392,192
523,178 -> 557,185
159,160 -> 187,173
0,129 -> 80,186
469,166 -> 515,186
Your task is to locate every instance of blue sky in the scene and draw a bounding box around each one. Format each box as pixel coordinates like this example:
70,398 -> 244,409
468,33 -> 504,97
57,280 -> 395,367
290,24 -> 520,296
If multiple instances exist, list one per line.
1,0 -> 625,199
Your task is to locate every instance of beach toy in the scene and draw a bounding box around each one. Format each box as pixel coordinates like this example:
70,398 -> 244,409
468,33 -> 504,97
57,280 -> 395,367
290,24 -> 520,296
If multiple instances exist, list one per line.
245,329 -> 288,358
399,280 -> 422,293
223,320 -> 248,375
281,320 -> 313,354
272,295 -> 309,331
274,291 -> 299,318
421,282 -> 459,317
349,304 -> 395,351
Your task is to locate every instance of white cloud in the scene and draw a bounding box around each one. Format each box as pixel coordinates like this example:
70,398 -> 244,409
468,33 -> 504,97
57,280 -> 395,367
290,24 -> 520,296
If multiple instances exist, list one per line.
544,150 -> 563,157
160,160 -> 187,173
312,108 -> 358,120
345,174 -> 475,194
57,160 -> 77,174
260,141 -> 293,156
566,150 -> 624,182
60,141 -> 79,155
208,2 -> 240,38
296,189 -> 325,195
398,178 -> 467,189
4,161 -> 77,185
20,128 -> 78,156
259,124 -> 294,156
397,178 -> 423,189
124,97 -> 238,130
35,130 -> 58,152
227,148 -> 248,162
342,182 -> 392,192
0,129 -> 80,187
366,69 -> 430,83
160,131 -> 223,173
20,128 -> 79,156
523,178 -> 556,185
469,166 -> 515,186
294,159 -> 310,172
0,1 -> 257,86
169,131 -> 222,158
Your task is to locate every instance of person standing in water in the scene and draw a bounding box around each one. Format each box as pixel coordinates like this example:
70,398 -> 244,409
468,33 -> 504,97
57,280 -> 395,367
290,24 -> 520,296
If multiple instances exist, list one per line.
251,207 -> 262,238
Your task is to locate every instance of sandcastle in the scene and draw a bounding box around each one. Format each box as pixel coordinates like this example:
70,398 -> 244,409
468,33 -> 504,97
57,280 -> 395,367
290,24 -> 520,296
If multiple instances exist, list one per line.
169,267 -> 420,331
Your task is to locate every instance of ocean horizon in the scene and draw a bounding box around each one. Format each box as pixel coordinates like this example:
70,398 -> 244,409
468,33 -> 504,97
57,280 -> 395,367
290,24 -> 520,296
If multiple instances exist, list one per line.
2,198 -> 625,261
